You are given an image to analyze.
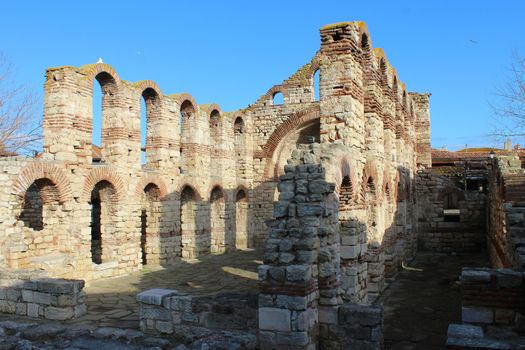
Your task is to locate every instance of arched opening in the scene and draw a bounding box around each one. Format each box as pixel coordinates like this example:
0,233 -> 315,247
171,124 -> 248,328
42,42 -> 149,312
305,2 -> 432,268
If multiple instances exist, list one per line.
141,183 -> 161,265
179,101 -> 195,173
313,69 -> 320,101
19,178 -> 60,231
364,177 -> 378,241
235,189 -> 248,249
361,33 -> 369,50
379,59 -> 388,88
364,176 -> 384,297
180,185 -> 197,258
271,116 -> 321,178
141,88 -> 161,166
272,91 -> 284,105
339,175 -> 353,219
234,117 -> 248,179
210,186 -> 225,253
92,72 -> 118,163
393,76 -> 398,96
209,109 -> 221,147
90,180 -> 118,264
234,116 -> 245,135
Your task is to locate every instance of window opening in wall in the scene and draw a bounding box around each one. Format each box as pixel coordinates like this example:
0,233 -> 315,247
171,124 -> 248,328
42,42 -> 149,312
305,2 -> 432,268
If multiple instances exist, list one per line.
443,192 -> 460,222
313,69 -> 320,101
273,92 -> 284,105
19,179 -> 58,231
92,80 -> 103,150
90,180 -> 117,264
140,98 -> 147,164
90,192 -> 102,264
140,209 -> 147,264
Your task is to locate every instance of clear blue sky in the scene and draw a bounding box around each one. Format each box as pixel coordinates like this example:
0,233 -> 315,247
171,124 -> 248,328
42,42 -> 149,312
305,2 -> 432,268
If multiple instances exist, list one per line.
1,0 -> 524,151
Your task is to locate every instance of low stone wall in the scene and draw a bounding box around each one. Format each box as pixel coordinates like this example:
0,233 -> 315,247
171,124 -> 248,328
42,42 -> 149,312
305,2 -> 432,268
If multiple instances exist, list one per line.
320,304 -> 383,349
446,267 -> 525,349
0,276 -> 86,320
460,268 -> 524,328
137,289 -> 258,337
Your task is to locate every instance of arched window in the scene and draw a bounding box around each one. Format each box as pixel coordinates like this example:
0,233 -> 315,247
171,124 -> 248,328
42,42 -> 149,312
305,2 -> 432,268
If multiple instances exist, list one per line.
379,59 -> 388,88
235,189 -> 249,249
141,88 -> 160,165
92,72 -> 118,163
19,178 -> 60,231
273,91 -> 284,105
234,117 -> 245,134
141,183 -> 161,265
339,175 -> 353,211
180,185 -> 197,258
210,109 -> 221,145
313,69 -> 320,101
361,33 -> 369,50
180,100 -> 195,140
210,186 -> 226,253
393,76 -> 398,95
90,180 -> 118,264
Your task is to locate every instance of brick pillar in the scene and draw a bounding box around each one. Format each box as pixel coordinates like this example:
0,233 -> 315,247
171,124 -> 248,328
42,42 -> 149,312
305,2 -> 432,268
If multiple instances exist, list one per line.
43,67 -> 91,164
411,93 -> 432,169
319,23 -> 365,148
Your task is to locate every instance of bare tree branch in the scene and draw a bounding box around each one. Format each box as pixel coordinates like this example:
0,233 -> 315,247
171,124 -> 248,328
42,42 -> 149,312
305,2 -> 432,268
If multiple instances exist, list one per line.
0,53 -> 41,156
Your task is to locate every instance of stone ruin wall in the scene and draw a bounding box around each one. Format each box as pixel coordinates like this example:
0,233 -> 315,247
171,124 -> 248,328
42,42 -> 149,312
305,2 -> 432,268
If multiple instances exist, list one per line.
487,155 -> 525,270
0,21 -> 431,288
416,169 -> 487,253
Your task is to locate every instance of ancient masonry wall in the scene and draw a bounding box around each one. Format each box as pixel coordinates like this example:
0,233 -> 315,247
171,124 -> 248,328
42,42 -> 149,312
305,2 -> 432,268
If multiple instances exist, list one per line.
0,21 -> 430,284
258,144 -> 383,349
0,272 -> 86,321
137,288 -> 257,337
487,155 -> 525,269
416,169 -> 487,253
446,268 -> 525,348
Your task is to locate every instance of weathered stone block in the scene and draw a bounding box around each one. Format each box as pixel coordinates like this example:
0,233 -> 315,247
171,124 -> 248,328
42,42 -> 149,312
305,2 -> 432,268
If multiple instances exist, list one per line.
44,306 -> 74,321
136,288 -> 178,306
462,307 -> 493,324
259,307 -> 291,332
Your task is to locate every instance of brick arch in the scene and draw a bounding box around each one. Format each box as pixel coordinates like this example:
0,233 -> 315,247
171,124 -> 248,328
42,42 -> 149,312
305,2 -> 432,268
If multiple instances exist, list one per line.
266,85 -> 288,105
135,175 -> 168,200
178,182 -> 202,201
382,170 -> 394,202
261,106 -> 321,178
133,80 -> 163,98
209,184 -> 226,202
82,167 -> 126,202
235,185 -> 249,202
13,163 -> 72,204
80,63 -> 122,87
170,93 -> 198,113
360,161 -> 379,204
204,103 -> 222,118
330,156 -> 358,201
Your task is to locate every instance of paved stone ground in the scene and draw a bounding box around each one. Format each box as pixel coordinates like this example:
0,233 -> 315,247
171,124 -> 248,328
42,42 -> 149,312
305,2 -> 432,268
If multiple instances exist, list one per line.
67,249 -> 261,330
376,251 -> 490,350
